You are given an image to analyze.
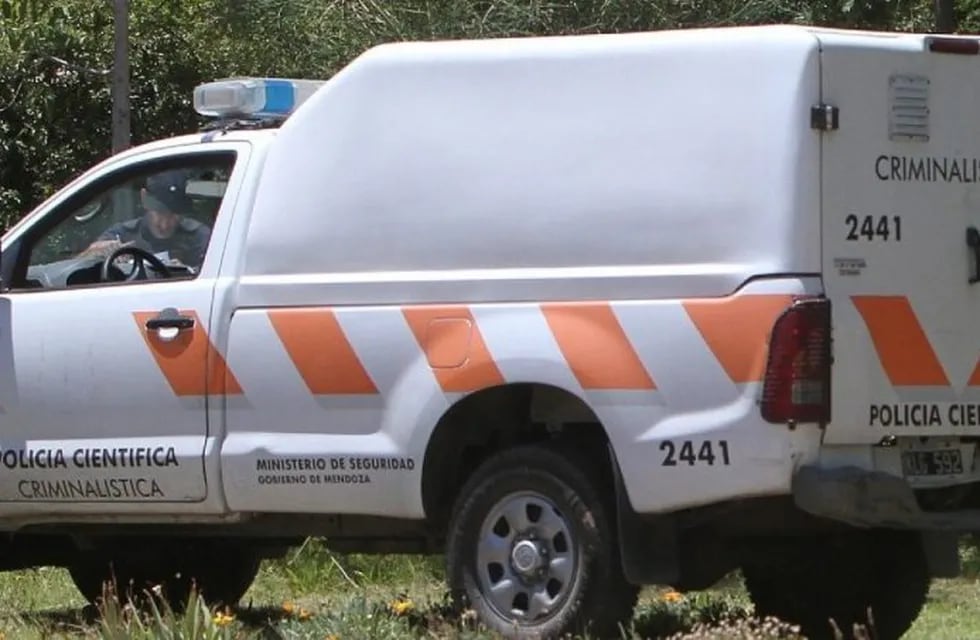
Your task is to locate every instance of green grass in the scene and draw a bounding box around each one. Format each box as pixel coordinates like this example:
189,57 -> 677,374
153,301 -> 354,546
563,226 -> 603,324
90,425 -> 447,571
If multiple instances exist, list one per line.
0,539 -> 977,639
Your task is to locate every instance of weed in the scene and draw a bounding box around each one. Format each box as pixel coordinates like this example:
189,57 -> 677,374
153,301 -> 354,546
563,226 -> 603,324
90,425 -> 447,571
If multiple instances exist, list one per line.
93,579 -> 245,640
0,539 -> 974,638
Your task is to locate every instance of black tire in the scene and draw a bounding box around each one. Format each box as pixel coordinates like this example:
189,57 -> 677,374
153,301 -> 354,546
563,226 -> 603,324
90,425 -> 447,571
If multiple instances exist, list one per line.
741,529 -> 930,640
445,444 -> 638,639
69,539 -> 261,611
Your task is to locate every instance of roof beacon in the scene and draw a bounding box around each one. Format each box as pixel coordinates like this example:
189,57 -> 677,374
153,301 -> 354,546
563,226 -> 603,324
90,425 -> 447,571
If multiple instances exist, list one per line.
193,77 -> 325,120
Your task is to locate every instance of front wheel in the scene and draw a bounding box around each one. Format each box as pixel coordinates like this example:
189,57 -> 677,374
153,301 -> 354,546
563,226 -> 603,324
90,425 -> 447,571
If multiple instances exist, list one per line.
445,444 -> 638,639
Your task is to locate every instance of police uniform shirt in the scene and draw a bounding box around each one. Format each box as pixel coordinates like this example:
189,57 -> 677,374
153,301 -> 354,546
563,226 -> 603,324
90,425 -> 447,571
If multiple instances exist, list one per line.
98,216 -> 210,267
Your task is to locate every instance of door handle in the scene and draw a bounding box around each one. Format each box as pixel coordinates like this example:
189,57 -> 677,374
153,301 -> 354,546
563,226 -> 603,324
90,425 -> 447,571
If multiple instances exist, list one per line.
968,227 -> 980,285
145,307 -> 195,331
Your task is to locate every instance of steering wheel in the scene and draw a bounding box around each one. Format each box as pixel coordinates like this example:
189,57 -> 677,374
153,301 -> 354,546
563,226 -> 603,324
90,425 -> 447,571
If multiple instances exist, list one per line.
101,246 -> 172,282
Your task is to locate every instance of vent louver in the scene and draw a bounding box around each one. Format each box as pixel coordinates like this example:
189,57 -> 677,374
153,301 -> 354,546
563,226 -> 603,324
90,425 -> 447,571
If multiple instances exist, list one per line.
889,74 -> 929,141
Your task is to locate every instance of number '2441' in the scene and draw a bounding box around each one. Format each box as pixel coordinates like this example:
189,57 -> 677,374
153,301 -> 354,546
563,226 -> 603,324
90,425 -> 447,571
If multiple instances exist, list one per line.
660,440 -> 731,466
846,214 -> 902,241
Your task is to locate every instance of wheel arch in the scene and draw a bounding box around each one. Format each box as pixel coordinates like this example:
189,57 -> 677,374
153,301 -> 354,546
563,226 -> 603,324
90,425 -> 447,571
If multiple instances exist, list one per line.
420,382 -> 614,536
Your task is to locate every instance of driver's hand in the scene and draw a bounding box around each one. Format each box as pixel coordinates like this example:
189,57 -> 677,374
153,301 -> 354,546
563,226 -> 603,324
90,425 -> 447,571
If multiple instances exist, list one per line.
81,239 -> 132,257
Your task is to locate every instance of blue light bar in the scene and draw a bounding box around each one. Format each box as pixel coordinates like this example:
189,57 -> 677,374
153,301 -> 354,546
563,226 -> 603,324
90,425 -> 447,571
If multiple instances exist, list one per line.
193,77 -> 325,119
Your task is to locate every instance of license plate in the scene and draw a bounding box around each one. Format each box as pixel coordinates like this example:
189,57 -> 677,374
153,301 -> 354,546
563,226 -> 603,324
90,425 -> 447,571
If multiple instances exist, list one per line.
901,449 -> 963,476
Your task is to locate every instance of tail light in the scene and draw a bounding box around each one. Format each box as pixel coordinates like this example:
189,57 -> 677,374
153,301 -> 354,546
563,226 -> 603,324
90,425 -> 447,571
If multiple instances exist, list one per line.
760,297 -> 832,424
926,36 -> 980,55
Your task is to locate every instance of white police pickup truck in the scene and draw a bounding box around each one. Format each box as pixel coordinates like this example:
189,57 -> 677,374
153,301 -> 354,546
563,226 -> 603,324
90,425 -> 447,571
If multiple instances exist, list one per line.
2,23 -> 980,640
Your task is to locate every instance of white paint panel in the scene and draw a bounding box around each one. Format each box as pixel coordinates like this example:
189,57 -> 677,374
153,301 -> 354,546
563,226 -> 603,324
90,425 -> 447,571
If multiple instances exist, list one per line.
240,25 -> 823,307
222,306 -> 436,517
220,431 -> 419,517
236,264 -> 754,307
0,281 -> 215,508
607,282 -> 816,512
613,302 -> 734,410
472,304 -> 582,392
0,436 -> 202,504
819,35 -> 980,442
222,309 -> 325,424
338,307 -> 448,457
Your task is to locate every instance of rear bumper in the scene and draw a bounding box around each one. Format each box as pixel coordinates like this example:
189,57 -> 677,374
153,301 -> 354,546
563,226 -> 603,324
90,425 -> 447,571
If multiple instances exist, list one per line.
793,464 -> 980,531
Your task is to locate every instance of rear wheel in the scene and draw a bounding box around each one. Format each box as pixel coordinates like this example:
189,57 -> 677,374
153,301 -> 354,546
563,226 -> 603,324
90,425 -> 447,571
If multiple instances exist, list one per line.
741,529 -> 930,640
445,444 -> 638,639
69,539 -> 261,610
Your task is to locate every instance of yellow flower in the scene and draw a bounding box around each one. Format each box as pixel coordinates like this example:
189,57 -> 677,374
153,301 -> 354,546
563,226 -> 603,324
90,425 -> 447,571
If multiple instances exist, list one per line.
662,590 -> 683,603
282,601 -> 296,614
389,597 -> 414,616
213,610 -> 235,627
298,607 -> 314,621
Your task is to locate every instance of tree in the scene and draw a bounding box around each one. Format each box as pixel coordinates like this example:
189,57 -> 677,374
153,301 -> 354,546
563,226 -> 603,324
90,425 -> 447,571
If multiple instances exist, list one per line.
112,0 -> 129,153
935,0 -> 956,31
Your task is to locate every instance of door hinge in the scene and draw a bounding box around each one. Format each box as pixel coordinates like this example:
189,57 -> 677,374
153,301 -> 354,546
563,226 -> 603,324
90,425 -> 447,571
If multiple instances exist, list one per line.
811,104 -> 839,131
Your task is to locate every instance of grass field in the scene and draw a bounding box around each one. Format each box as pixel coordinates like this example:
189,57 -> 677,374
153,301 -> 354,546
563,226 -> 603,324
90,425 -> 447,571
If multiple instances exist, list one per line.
0,539 -> 978,639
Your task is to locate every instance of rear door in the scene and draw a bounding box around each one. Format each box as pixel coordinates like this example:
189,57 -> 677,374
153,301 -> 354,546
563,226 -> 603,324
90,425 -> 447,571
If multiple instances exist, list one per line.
820,33 -> 980,444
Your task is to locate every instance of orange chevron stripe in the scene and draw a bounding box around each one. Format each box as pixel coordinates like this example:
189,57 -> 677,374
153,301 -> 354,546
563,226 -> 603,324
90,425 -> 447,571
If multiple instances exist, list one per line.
851,296 -> 949,386
969,361 -> 980,387
267,309 -> 378,394
542,303 -> 656,390
402,306 -> 505,393
133,310 -> 243,396
683,294 -> 794,383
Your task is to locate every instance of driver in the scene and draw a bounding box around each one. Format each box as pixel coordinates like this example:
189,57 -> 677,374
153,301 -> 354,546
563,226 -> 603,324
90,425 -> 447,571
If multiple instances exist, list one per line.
83,170 -> 211,269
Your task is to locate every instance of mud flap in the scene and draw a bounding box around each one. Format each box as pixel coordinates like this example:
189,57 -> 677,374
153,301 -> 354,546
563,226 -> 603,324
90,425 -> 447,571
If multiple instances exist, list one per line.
608,444 -> 680,585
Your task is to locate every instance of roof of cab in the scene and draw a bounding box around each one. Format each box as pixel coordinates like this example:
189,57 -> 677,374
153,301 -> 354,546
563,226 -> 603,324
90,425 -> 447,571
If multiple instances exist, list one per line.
67,128 -> 275,187
2,129 -> 277,241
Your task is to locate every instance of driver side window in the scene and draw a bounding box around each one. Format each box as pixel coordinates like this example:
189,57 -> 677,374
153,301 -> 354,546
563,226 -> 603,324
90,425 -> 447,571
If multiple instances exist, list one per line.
17,154 -> 235,291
